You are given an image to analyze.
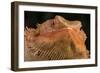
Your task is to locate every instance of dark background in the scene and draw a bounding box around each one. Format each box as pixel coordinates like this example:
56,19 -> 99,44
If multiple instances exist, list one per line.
24,11 -> 90,51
